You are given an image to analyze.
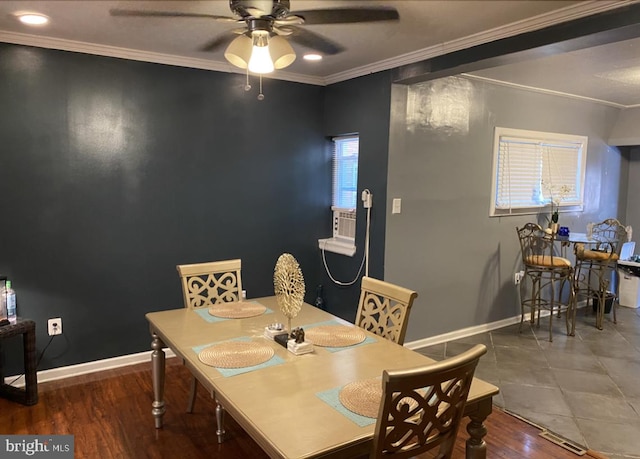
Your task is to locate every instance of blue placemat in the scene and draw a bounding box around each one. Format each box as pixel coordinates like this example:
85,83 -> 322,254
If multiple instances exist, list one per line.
193,337 -> 284,377
194,302 -> 274,323
316,386 -> 377,427
305,320 -> 376,352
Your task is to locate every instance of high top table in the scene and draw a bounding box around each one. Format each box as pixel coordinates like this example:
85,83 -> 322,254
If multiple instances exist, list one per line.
146,297 -> 499,459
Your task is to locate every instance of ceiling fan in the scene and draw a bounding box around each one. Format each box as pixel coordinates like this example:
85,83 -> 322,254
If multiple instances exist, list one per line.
110,0 -> 400,72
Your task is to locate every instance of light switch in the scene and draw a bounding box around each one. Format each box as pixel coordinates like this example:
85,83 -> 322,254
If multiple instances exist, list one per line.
392,198 -> 402,214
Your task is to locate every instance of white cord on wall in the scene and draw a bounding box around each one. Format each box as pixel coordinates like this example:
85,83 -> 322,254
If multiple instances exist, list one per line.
321,189 -> 372,286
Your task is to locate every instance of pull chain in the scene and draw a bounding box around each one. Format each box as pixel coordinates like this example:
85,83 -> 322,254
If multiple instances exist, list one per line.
244,67 -> 251,92
258,74 -> 265,101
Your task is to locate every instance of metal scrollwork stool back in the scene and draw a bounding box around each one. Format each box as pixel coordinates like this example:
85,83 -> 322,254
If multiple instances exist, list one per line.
516,223 -> 576,341
573,218 -> 628,330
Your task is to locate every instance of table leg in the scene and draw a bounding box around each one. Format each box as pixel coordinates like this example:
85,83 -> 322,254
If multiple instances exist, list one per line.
23,323 -> 38,405
151,332 -> 166,429
595,286 -> 603,330
465,398 -> 492,459
568,281 -> 576,337
215,399 -> 226,443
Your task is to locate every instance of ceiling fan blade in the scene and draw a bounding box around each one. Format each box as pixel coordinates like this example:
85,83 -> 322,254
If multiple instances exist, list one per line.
288,27 -> 345,55
290,7 -> 399,25
109,9 -> 237,22
274,15 -> 304,26
273,26 -> 293,36
199,34 -> 237,53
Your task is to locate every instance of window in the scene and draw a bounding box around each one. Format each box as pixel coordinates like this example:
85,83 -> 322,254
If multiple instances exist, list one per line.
332,136 -> 359,209
490,127 -> 587,217
318,135 -> 359,257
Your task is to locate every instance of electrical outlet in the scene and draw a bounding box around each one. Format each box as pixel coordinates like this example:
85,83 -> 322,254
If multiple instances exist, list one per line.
48,317 -> 62,336
514,272 -> 522,285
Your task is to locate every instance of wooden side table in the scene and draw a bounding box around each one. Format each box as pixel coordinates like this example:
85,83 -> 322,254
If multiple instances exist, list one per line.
0,318 -> 38,405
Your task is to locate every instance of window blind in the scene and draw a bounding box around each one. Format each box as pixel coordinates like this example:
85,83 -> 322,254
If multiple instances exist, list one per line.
332,136 -> 359,209
493,129 -> 586,213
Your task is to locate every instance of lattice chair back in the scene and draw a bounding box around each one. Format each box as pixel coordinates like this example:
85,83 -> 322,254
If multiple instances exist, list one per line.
371,344 -> 487,459
355,277 -> 418,345
588,218 -> 628,257
176,259 -> 242,309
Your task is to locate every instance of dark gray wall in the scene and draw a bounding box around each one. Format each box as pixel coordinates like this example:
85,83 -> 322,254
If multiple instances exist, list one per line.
320,71 -> 392,321
386,76 -> 626,342
0,43 -> 330,371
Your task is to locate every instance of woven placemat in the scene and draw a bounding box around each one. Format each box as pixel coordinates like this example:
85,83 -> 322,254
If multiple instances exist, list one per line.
339,378 -> 421,419
208,301 -> 267,319
198,341 -> 274,368
305,325 -> 366,347
339,378 -> 383,418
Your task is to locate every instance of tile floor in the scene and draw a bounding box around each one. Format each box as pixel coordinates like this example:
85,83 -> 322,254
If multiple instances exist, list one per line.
417,305 -> 640,459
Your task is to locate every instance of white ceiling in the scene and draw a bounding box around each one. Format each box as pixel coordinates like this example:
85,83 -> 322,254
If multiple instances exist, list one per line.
0,1 -> 638,105
468,35 -> 640,108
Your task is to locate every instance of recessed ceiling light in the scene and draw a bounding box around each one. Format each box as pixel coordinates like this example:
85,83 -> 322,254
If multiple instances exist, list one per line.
303,54 -> 323,61
16,13 -> 49,26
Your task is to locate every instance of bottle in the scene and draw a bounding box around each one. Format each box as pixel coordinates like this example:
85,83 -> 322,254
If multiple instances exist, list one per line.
4,280 -> 16,323
0,279 -> 7,325
314,284 -> 326,311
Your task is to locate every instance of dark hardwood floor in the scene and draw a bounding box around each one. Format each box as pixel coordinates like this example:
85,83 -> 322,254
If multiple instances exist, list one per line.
0,358 -> 605,458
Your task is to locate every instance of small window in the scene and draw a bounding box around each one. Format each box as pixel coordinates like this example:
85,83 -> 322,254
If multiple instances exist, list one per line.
332,136 -> 359,209
490,127 -> 587,217
318,135 -> 359,257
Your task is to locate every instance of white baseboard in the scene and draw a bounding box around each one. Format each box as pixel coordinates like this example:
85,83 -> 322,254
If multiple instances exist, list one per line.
5,348 -> 176,387
404,314 -> 523,350
6,305 -> 587,386
403,303 -> 584,351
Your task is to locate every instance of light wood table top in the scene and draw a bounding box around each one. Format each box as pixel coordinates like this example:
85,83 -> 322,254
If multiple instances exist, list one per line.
146,297 -> 499,459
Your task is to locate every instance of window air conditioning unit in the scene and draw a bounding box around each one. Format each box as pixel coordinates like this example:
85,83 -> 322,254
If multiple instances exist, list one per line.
333,208 -> 356,241
318,208 -> 357,257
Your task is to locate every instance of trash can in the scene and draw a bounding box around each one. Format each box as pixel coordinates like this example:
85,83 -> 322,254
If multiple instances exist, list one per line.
618,263 -> 640,308
592,291 -> 615,313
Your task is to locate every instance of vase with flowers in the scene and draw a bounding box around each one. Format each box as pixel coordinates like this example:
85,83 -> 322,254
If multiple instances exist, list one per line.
542,182 -> 572,233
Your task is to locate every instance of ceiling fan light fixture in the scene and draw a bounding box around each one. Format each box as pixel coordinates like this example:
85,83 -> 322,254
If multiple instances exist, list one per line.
248,30 -> 274,74
224,35 -> 252,69
269,35 -> 296,70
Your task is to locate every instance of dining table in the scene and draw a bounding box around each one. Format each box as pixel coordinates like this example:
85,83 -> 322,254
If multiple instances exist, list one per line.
146,296 -> 499,459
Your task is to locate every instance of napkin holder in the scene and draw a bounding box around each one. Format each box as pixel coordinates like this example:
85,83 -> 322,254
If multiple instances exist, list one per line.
287,339 -> 314,355
264,323 -> 286,341
273,332 -> 290,347
266,325 -> 314,354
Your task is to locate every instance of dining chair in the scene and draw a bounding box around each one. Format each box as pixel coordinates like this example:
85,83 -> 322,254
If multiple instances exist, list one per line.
176,259 -> 242,416
355,276 -> 418,345
516,223 -> 575,341
370,344 -> 487,459
573,218 -> 628,330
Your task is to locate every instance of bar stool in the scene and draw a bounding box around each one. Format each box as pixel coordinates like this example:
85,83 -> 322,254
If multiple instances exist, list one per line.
516,223 -> 576,341
573,218 -> 628,330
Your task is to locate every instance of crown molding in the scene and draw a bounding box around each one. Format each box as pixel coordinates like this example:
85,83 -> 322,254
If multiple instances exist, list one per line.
324,0 -> 637,85
0,0 -> 635,87
0,30 -> 326,86
461,73 -> 629,109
